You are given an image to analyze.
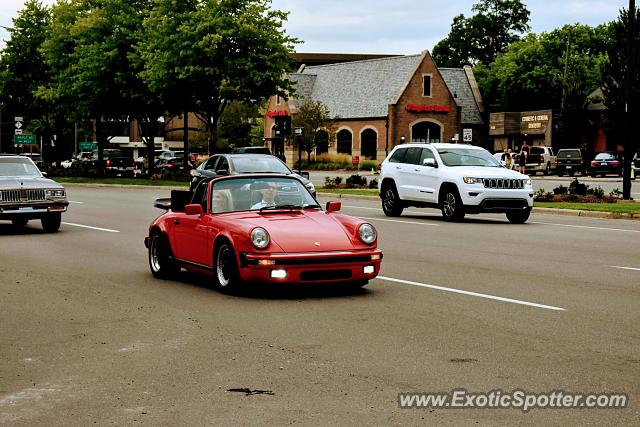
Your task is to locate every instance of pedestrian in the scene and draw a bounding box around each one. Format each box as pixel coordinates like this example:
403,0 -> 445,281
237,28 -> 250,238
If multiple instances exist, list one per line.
501,149 -> 512,169
518,142 -> 529,174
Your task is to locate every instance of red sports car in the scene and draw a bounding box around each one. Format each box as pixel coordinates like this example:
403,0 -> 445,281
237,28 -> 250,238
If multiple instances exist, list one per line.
145,174 -> 382,292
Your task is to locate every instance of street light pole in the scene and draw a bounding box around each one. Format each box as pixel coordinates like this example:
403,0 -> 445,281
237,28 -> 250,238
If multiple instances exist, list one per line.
623,0 -> 636,200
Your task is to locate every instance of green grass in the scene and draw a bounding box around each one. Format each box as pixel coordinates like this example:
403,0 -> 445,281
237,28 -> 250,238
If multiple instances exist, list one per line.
54,177 -> 188,187
535,201 -> 640,214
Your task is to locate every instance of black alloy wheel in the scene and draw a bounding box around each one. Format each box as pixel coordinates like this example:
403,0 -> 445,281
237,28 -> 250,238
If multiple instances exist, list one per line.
381,184 -> 404,217
149,233 -> 180,278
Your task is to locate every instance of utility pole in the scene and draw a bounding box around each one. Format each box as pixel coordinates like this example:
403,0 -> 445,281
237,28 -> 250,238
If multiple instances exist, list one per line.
623,0 -> 636,200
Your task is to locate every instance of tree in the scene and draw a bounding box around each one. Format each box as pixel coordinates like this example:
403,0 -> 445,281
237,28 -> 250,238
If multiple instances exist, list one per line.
290,100 -> 335,166
217,101 -> 262,149
602,5 -> 640,199
0,1 -> 53,155
432,0 -> 530,67
137,0 -> 298,155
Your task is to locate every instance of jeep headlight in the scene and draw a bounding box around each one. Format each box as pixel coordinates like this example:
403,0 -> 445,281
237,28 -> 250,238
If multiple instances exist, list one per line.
524,179 -> 532,187
46,189 -> 66,198
304,181 -> 315,194
463,177 -> 483,184
250,227 -> 270,249
358,223 -> 377,245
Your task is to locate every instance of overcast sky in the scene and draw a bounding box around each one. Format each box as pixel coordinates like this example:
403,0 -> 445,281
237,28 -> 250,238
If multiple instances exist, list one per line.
0,0 -> 626,53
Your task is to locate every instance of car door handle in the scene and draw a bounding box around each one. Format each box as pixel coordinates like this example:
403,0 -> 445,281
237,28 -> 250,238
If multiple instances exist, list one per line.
173,219 -> 181,225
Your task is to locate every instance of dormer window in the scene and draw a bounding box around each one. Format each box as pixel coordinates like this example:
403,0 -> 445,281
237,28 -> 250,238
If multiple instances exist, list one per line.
422,74 -> 432,97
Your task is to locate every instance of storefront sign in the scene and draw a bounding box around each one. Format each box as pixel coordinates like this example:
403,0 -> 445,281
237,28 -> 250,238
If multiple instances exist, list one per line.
405,104 -> 450,113
267,110 -> 288,117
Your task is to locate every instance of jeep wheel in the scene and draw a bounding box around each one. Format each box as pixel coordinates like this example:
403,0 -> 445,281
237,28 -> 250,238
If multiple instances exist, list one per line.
148,232 -> 180,278
506,209 -> 531,224
441,188 -> 465,221
41,213 -> 61,233
381,184 -> 403,217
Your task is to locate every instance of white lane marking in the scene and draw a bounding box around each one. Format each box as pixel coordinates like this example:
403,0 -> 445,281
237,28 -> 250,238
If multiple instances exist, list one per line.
609,265 -> 640,272
377,276 -> 565,312
68,200 -> 84,204
62,222 -> 120,233
530,221 -> 640,233
358,216 -> 439,226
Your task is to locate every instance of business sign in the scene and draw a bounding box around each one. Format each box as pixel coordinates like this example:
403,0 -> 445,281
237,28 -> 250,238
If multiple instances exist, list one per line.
405,104 -> 450,113
14,134 -> 37,145
267,110 -> 288,117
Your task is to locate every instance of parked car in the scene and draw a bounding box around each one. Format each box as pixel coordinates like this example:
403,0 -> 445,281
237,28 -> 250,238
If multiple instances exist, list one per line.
19,153 -> 44,168
556,148 -> 592,177
379,143 -> 533,223
190,153 -> 316,196
156,156 -> 194,172
145,174 -> 382,293
526,146 -> 556,175
0,154 -> 68,232
493,151 -> 516,170
85,149 -> 135,176
632,151 -> 639,178
589,152 -> 623,177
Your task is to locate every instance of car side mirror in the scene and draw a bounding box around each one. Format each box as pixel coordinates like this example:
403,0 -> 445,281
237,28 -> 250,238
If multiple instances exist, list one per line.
325,201 -> 341,213
423,158 -> 437,168
216,168 -> 229,176
41,171 -> 48,176
184,204 -> 204,216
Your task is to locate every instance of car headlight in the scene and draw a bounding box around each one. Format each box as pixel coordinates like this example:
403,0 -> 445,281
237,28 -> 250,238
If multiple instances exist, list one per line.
46,189 -> 66,198
250,227 -> 270,249
463,177 -> 483,184
524,179 -> 532,186
305,181 -> 316,193
358,223 -> 377,245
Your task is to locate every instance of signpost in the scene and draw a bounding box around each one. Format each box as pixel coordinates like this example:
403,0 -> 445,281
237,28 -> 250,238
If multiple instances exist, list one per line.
294,127 -> 303,174
352,155 -> 360,172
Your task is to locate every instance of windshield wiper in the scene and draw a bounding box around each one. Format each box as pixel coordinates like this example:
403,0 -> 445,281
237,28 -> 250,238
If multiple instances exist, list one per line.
259,204 -> 304,211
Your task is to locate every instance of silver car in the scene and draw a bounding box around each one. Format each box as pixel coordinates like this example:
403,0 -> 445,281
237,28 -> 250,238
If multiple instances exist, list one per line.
0,155 -> 68,232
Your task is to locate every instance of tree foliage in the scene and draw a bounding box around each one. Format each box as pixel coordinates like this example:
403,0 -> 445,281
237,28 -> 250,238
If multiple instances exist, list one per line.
290,100 -> 336,165
136,0 -> 298,154
432,0 -> 530,67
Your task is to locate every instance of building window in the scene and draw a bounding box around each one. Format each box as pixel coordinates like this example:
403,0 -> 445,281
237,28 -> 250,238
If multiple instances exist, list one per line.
315,130 -> 329,155
422,74 -> 432,97
360,129 -> 377,160
412,121 -> 441,143
276,95 -> 281,105
337,129 -> 352,155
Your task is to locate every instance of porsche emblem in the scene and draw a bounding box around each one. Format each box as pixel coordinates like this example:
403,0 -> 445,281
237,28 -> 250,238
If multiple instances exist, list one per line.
314,242 -> 321,247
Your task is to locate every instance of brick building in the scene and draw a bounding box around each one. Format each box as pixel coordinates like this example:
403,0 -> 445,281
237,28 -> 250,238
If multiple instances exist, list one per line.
264,51 -> 484,164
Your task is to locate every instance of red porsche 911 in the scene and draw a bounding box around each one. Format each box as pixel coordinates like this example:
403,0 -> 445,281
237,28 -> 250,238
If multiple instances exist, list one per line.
145,174 -> 382,293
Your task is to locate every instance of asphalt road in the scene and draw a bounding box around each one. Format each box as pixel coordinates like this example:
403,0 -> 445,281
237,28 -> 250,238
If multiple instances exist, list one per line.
1,185 -> 639,425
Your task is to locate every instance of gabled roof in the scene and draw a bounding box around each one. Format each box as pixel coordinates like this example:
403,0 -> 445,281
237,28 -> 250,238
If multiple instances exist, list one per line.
287,53 -> 484,125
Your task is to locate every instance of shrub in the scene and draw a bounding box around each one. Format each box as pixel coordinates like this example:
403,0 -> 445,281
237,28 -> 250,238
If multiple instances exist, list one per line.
587,186 -> 605,199
610,188 -> 622,198
553,185 -> 568,195
568,178 -> 588,196
369,178 -> 379,189
534,188 -> 554,201
345,174 -> 368,188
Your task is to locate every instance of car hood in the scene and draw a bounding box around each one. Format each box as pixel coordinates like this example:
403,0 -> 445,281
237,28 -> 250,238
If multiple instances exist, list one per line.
450,166 -> 528,179
0,176 -> 64,189
240,211 -> 354,252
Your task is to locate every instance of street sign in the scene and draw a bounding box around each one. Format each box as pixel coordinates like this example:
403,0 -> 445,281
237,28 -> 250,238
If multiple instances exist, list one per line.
15,129 -> 23,135
294,127 -> 303,136
15,121 -> 23,129
463,128 -> 472,142
352,156 -> 360,165
14,134 -> 37,145
79,141 -> 97,150
14,116 -> 23,122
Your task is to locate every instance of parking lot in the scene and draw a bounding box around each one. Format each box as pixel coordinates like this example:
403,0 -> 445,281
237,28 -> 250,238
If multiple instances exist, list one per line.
1,185 -> 639,425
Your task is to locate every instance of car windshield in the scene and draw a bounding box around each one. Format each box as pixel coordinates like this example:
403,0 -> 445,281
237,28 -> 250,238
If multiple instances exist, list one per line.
210,176 -> 319,213
594,153 -> 616,160
230,156 -> 291,174
0,157 -> 42,177
436,148 -> 501,167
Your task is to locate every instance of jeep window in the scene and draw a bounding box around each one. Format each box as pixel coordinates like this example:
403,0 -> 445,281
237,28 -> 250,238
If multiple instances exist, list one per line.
403,147 -> 423,165
436,148 -> 501,167
558,150 -> 580,159
419,148 -> 436,164
389,148 -> 407,163
0,157 -> 41,177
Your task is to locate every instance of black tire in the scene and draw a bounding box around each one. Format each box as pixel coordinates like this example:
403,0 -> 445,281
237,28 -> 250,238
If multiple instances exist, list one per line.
544,163 -> 550,176
381,183 -> 404,217
590,173 -> 597,178
148,232 -> 180,278
506,209 -> 531,224
11,218 -> 29,227
557,170 -> 564,177
41,213 -> 61,232
569,171 -> 575,177
440,187 -> 465,221
213,240 -> 241,293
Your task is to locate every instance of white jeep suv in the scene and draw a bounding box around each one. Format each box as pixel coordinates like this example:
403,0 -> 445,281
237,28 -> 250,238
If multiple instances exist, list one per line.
378,143 -> 534,223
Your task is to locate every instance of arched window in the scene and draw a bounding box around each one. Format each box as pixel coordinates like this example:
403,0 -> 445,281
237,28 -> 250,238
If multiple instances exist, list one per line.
412,121 -> 441,143
315,130 -> 329,154
361,129 -> 377,159
337,129 -> 352,155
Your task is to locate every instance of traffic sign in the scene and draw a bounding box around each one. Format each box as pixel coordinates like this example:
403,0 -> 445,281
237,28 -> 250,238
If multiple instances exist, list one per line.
79,141 -> 97,150
14,134 -> 37,145
15,129 -> 23,135
15,121 -> 23,129
294,127 -> 303,136
463,128 -> 472,142
352,156 -> 360,165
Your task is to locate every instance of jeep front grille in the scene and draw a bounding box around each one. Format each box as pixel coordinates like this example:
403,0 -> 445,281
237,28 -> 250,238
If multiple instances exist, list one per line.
482,178 -> 525,189
0,189 -> 46,202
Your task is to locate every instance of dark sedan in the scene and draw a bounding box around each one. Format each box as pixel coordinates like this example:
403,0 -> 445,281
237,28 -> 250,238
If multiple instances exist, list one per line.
590,152 -> 623,177
189,153 -> 316,196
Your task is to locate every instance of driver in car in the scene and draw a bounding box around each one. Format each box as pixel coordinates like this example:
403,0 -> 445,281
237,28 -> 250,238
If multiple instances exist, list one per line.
251,181 -> 278,209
